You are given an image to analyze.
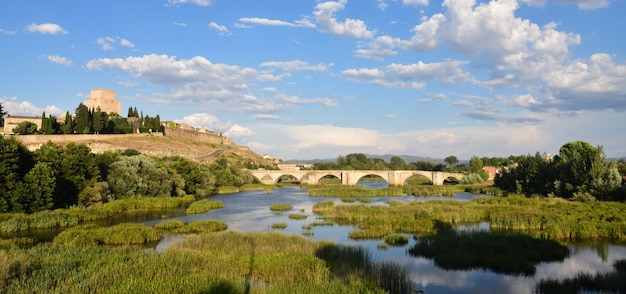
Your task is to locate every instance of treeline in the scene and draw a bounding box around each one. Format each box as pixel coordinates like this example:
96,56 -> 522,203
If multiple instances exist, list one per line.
0,136 -> 256,214
495,141 -> 625,201
12,103 -> 162,135
311,153 -> 488,175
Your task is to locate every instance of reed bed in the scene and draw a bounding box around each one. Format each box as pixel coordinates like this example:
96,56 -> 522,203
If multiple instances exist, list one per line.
288,213 -> 308,220
216,186 -> 240,194
185,199 -> 224,214
271,222 -> 287,229
308,186 -> 404,197
269,204 -> 293,211
384,234 -> 409,246
53,223 -> 162,247
317,195 -> 626,241
154,219 -> 228,234
0,197 -> 192,233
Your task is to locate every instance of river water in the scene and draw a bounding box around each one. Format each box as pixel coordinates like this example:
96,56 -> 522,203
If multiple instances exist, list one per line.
140,185 -> 626,294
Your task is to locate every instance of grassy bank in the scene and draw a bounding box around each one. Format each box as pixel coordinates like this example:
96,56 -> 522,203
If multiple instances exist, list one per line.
308,185 -> 404,197
185,199 -> 224,214
0,231 -> 410,293
0,196 -> 194,233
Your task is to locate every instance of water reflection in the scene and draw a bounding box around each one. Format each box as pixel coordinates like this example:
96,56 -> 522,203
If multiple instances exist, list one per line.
146,186 -> 626,293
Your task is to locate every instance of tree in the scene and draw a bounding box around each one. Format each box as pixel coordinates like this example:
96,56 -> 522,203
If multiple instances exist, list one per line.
92,107 -> 108,134
61,111 -> 74,134
15,162 -> 56,213
12,121 -> 38,135
107,154 -> 184,199
444,155 -> 458,168
389,156 -> 408,170
0,102 -> 6,128
74,103 -> 91,134
0,136 -> 34,212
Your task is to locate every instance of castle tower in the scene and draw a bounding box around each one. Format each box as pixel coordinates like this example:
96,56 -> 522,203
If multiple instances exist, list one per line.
84,89 -> 122,115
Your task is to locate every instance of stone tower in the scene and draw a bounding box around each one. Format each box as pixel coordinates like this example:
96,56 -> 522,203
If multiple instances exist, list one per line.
84,89 -> 122,115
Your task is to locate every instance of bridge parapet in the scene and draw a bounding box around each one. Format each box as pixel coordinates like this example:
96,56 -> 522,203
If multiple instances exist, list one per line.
247,169 -> 465,186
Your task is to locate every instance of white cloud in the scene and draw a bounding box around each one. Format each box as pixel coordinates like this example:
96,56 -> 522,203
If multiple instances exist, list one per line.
251,114 -> 288,121
0,28 -> 16,36
177,113 -> 231,131
25,23 -> 67,35
47,55 -> 72,66
520,0 -> 609,9
120,38 -> 135,48
166,0 -> 212,6
209,22 -> 229,35
404,0 -> 429,5
342,59 -> 469,88
0,96 -> 64,117
173,22 -> 188,27
259,60 -> 329,72
224,124 -> 254,137
97,36 -> 135,51
313,0 -> 375,38
239,17 -> 299,27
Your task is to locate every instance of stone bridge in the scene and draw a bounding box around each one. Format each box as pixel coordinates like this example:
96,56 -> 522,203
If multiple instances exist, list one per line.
247,169 -> 465,186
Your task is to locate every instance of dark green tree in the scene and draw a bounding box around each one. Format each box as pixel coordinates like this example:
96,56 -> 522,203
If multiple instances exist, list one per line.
167,157 -> 215,196
13,162 -> 56,213
0,102 -> 6,128
12,121 -> 38,135
0,136 -> 34,212
92,107 -> 108,134
61,111 -> 74,134
107,154 -> 184,199
74,103 -> 91,134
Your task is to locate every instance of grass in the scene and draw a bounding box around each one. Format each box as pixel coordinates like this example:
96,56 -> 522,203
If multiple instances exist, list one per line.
53,223 -> 162,247
308,185 -> 404,197
288,213 -> 308,220
216,186 -> 240,194
316,195 -> 626,241
384,234 -> 409,246
0,197 -> 193,233
270,203 -> 293,211
185,199 -> 224,214
271,222 -> 287,229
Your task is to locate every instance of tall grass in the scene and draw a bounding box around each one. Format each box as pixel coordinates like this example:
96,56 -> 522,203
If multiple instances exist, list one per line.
270,204 -> 293,211
185,199 -> 224,214
308,186 -> 404,197
317,195 -> 626,241
0,197 -> 192,233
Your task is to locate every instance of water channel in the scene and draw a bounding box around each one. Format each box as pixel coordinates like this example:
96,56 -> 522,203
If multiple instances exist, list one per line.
8,184 -> 626,293
141,185 -> 626,293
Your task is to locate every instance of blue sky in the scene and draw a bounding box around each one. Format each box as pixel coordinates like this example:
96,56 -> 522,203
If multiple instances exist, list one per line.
1,0 -> 625,160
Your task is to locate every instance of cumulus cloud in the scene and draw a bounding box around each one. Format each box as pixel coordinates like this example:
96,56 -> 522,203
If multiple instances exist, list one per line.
25,23 -> 67,35
313,0 -> 375,38
177,113 -> 232,131
0,96 -> 64,116
520,0 -> 609,9
224,124 -> 254,137
47,55 -> 72,66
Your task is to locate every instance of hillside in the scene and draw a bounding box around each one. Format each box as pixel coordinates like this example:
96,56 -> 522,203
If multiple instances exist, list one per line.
13,128 -> 276,168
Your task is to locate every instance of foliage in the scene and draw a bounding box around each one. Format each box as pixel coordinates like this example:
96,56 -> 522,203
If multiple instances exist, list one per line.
288,213 -> 308,220
12,121 -> 38,135
460,173 -> 487,184
209,156 -> 255,188
185,199 -> 223,214
444,155 -> 458,167
495,141 -> 622,200
107,154 -> 185,199
384,234 -> 409,246
163,156 -> 215,197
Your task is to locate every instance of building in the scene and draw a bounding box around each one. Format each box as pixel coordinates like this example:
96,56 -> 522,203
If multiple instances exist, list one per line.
84,89 -> 121,115
2,115 -> 42,134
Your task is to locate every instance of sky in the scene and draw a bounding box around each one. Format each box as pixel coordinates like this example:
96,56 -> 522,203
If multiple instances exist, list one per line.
1,0 -> 625,161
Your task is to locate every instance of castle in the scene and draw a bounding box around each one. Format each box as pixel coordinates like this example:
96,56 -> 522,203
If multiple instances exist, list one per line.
84,89 -> 121,114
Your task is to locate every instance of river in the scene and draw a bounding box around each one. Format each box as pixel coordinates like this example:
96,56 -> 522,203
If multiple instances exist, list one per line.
140,185 -> 626,293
